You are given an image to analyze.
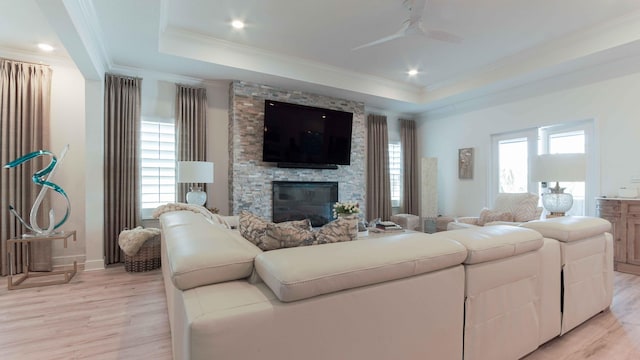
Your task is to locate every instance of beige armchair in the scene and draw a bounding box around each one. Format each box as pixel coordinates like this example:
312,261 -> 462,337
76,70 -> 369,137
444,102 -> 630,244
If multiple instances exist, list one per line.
448,193 -> 543,230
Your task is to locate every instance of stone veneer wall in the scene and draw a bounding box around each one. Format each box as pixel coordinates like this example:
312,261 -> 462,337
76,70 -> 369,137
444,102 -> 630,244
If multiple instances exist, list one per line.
229,81 -> 366,219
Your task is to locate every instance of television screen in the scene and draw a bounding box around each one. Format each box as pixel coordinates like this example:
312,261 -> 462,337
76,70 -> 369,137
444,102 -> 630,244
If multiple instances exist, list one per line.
262,100 -> 353,166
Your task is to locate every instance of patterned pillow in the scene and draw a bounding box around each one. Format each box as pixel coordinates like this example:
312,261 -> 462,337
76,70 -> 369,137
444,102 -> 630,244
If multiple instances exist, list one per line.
512,195 -> 540,222
478,208 -> 514,226
239,211 -> 311,251
493,193 -> 540,223
265,222 -> 316,248
313,216 -> 358,245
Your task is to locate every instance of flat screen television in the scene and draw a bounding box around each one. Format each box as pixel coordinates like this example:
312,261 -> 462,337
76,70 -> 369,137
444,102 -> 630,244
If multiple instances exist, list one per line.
262,100 -> 353,167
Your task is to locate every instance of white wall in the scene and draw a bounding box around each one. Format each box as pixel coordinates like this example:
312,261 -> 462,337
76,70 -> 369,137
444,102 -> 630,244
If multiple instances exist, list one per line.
418,70 -> 640,217
48,63 -> 87,266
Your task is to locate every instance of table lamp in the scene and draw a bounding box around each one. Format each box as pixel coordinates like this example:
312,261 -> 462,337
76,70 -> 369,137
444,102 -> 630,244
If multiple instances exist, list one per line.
177,161 -> 214,205
531,153 -> 585,216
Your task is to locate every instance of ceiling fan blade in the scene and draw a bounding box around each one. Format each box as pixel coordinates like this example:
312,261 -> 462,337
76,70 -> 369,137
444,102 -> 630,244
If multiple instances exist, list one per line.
352,22 -> 410,51
416,22 -> 463,43
425,29 -> 463,43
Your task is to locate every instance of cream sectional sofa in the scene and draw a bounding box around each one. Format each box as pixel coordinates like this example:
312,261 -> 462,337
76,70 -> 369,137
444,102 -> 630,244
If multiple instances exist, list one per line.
159,211 -> 613,360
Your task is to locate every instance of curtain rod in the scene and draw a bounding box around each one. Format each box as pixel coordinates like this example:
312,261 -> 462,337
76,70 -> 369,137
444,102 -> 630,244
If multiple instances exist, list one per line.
176,83 -> 206,90
106,73 -> 142,81
0,57 -> 51,68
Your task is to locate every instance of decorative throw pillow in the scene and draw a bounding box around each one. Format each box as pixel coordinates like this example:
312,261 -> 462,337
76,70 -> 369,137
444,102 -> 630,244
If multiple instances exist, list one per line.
478,208 -> 514,226
239,211 -> 311,251
265,222 -> 316,248
512,195 -> 540,222
313,216 -> 358,245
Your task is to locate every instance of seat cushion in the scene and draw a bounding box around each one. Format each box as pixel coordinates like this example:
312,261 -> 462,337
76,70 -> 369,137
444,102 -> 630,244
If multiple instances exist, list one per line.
438,225 -> 544,264
255,232 -> 467,302
520,216 -> 611,242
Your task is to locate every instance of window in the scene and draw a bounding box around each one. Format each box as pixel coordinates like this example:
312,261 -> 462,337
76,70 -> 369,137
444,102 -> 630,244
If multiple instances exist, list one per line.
498,137 -> 529,193
140,118 -> 176,218
490,129 -> 538,202
491,120 -> 595,216
539,125 -> 587,216
389,142 -> 402,208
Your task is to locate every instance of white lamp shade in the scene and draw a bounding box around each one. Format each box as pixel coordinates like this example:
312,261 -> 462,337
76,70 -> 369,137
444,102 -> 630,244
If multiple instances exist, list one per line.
530,153 -> 586,182
177,161 -> 214,183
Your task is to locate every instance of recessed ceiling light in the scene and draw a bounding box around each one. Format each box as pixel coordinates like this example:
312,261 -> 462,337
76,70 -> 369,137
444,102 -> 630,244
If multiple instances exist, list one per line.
407,69 -> 419,76
231,20 -> 245,29
37,43 -> 54,52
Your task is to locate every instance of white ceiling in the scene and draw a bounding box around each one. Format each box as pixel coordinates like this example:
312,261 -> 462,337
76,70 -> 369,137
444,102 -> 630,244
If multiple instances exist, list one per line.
3,0 -> 640,114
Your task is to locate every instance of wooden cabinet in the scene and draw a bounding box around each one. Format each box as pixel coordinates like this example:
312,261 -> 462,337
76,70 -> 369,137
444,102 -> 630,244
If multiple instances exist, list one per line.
596,198 -> 640,275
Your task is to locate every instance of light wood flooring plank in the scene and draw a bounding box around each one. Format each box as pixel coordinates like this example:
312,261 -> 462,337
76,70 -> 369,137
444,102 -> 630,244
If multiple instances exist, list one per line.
0,266 -> 171,360
1,267 -> 640,359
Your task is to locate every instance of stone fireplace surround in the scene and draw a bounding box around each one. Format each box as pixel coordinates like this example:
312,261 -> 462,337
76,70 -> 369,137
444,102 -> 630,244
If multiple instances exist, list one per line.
229,81 -> 366,220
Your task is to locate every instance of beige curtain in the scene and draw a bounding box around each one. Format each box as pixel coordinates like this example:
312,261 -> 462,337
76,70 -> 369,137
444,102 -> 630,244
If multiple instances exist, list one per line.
104,74 -> 141,265
175,85 -> 207,202
400,119 -> 419,215
0,59 -> 52,275
366,114 -> 392,221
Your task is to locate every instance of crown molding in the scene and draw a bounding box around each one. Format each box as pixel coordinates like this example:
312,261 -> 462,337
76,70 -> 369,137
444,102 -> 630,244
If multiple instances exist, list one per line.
158,26 -> 423,104
75,0 -> 113,70
0,46 -> 76,68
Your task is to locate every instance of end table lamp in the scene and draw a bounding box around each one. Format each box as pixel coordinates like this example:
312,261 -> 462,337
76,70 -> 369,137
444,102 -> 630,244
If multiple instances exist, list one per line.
531,153 -> 586,216
177,161 -> 214,206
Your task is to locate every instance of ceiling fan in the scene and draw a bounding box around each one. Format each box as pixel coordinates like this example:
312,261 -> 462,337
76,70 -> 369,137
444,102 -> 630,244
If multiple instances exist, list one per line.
352,0 -> 462,51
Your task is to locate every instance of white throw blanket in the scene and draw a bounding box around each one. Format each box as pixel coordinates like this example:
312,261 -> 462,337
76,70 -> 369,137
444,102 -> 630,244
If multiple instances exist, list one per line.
152,202 -> 212,219
118,227 -> 161,256
152,202 -> 231,229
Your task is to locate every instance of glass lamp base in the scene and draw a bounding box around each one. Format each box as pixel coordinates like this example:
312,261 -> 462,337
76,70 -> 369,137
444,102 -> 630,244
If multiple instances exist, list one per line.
186,186 -> 207,206
542,192 -> 573,214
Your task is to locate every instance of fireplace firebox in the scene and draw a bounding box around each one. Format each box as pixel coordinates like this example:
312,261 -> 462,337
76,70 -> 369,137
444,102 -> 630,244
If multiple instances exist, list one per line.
272,181 -> 338,227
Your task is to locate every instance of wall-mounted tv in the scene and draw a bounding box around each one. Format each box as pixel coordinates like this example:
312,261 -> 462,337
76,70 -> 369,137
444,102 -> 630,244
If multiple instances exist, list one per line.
262,100 -> 353,168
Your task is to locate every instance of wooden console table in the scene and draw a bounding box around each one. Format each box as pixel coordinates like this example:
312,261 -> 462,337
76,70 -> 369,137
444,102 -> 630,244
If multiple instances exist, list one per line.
6,230 -> 77,290
596,198 -> 640,275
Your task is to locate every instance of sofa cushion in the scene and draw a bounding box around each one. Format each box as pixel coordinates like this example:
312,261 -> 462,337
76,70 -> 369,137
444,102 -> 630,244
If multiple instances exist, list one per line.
520,216 -> 611,243
160,211 -> 262,291
265,222 -> 316,248
493,193 -> 540,222
314,216 -> 358,244
255,232 -> 467,302
439,225 -> 543,264
478,208 -> 514,226
239,211 -> 311,251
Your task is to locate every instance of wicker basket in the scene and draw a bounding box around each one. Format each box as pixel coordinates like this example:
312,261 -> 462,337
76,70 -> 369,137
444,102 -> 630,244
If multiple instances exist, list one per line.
124,235 -> 161,272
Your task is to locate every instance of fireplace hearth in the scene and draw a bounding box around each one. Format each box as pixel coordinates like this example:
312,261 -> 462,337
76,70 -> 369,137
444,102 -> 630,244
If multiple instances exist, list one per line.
272,181 -> 338,227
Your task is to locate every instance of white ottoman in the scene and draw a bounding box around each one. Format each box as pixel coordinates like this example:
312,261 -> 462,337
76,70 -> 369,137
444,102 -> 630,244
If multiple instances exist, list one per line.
521,216 -> 613,334
437,225 -> 561,360
390,214 -> 420,231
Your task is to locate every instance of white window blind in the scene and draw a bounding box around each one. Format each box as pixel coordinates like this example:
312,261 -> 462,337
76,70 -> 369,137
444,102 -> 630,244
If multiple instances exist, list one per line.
140,119 -> 176,218
389,142 -> 402,208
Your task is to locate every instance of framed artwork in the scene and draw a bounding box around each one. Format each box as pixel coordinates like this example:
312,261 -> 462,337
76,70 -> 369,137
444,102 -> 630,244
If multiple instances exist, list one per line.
458,148 -> 474,179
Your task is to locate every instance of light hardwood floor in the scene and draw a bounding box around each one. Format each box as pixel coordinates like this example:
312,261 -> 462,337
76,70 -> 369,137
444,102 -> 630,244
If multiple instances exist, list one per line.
1,268 -> 639,359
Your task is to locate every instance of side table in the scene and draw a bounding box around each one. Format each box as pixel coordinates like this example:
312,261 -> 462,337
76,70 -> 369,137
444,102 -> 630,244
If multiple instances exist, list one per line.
422,216 -> 455,233
6,230 -> 77,290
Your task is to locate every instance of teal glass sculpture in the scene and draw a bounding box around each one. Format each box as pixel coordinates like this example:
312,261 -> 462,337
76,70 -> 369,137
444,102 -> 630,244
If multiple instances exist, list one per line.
3,145 -> 70,236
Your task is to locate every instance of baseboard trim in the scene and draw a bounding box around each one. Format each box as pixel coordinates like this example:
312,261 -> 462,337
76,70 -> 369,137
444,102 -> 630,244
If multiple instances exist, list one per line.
83,259 -> 106,271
